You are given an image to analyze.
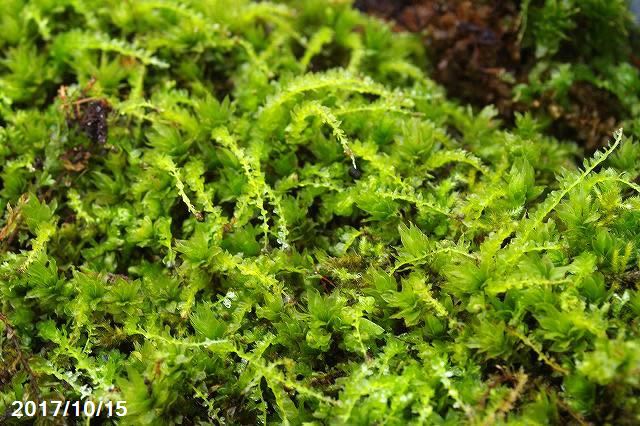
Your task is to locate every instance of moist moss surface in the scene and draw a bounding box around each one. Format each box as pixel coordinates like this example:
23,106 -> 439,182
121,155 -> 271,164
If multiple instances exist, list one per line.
1,1 -> 640,425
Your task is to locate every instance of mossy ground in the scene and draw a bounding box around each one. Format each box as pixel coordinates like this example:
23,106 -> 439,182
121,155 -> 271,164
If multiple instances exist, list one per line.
357,0 -> 640,149
1,1 -> 640,425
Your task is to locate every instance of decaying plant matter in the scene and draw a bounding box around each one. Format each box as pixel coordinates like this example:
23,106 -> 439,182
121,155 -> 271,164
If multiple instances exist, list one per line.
59,78 -> 112,142
357,0 -> 639,149
357,0 -> 521,111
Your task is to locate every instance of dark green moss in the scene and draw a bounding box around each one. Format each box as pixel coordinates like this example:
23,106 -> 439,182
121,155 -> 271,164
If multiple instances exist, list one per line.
1,1 -> 639,425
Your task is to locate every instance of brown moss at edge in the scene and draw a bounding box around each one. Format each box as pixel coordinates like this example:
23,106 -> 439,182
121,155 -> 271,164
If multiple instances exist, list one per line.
355,0 -> 627,150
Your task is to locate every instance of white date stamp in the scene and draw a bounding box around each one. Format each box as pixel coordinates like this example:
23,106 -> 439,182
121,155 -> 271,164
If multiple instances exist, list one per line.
10,400 -> 127,418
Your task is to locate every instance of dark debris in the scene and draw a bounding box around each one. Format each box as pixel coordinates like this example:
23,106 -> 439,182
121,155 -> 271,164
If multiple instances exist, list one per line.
356,0 -> 626,149
68,99 -> 112,145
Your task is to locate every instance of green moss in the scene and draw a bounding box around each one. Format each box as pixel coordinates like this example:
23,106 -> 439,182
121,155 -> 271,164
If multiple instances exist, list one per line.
517,0 -> 640,133
1,1 -> 639,424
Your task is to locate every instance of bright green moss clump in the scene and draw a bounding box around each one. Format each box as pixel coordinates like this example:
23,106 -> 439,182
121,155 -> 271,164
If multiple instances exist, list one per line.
1,1 -> 640,424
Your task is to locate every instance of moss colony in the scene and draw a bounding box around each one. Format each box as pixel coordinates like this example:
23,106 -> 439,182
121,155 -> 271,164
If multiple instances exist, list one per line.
1,1 -> 640,425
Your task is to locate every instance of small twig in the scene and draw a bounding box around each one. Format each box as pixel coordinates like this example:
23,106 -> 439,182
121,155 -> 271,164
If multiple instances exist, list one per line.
556,395 -> 592,426
320,275 -> 336,291
507,327 -> 569,375
0,194 -> 29,253
480,369 -> 528,426
0,312 -> 40,403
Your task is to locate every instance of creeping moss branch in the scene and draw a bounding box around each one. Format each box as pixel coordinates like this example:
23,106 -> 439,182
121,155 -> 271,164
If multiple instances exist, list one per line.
288,101 -> 357,168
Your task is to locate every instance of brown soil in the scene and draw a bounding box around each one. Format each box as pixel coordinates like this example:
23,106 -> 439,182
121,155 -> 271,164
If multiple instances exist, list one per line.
540,82 -> 625,150
355,0 -> 625,149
